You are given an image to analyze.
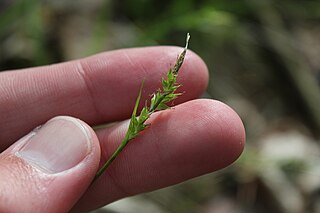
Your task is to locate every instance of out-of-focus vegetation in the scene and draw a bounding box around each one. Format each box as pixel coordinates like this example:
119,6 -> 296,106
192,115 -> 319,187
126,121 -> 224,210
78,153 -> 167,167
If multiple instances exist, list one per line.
1,0 -> 320,212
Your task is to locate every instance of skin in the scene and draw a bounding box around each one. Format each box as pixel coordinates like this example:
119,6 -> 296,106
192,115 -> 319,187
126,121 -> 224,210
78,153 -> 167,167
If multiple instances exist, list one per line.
0,47 -> 245,212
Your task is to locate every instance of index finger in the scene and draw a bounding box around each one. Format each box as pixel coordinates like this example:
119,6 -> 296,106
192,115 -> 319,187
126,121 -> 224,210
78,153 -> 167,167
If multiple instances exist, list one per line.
0,46 -> 208,150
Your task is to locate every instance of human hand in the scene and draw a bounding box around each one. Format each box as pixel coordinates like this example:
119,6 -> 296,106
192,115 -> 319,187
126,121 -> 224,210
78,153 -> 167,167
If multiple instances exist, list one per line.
0,47 -> 245,212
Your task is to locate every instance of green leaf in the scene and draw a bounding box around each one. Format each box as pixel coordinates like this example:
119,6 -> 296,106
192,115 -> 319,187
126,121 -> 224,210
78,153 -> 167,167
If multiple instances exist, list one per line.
138,106 -> 150,124
156,102 -> 170,110
162,93 -> 180,102
125,80 -> 145,140
132,80 -> 144,117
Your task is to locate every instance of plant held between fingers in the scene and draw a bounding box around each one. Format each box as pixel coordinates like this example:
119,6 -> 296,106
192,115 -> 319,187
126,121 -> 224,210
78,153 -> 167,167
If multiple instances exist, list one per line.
93,33 -> 191,182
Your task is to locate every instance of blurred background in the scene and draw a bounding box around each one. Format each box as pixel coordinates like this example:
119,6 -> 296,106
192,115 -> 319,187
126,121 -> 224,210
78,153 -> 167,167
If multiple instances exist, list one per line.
1,0 -> 320,212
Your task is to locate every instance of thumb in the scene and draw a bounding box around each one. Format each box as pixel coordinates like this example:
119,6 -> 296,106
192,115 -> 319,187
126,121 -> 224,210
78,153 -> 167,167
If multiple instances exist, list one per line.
0,116 -> 100,213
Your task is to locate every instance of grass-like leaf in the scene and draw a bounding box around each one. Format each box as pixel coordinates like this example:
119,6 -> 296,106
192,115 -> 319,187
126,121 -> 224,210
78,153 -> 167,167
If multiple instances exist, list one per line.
93,33 -> 190,182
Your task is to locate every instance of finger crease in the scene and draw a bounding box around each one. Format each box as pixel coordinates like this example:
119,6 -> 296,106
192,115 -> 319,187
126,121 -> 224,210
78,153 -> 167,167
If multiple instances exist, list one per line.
75,60 -> 104,122
106,170 -> 131,198
123,51 -> 148,77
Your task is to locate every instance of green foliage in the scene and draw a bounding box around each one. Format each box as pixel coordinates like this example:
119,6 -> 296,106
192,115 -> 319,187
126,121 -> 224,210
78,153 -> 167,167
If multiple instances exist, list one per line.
93,34 -> 190,182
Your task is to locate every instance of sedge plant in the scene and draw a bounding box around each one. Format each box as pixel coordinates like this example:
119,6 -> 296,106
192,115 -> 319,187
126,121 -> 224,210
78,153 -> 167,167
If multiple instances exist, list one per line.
93,33 -> 191,182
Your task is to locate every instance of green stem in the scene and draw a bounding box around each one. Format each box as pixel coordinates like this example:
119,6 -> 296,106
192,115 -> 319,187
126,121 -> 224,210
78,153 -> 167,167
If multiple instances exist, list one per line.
93,135 -> 131,182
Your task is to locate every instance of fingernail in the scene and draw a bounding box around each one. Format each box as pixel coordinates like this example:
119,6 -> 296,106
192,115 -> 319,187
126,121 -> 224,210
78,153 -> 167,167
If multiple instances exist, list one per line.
17,116 -> 91,174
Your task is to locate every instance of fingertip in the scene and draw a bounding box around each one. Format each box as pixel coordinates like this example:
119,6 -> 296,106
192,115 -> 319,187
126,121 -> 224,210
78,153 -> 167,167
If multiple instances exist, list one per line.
157,98 -> 245,172
0,116 -> 101,212
202,99 -> 246,167
182,48 -> 210,94
76,118 -> 101,167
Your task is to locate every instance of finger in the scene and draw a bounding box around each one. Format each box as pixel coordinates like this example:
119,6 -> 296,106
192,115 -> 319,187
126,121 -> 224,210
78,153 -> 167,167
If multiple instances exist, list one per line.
0,47 -> 208,151
72,99 -> 245,212
0,116 -> 100,213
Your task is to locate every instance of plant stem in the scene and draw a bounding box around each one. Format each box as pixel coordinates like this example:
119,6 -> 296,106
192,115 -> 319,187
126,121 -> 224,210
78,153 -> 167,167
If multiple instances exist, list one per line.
92,33 -> 190,183
93,135 -> 130,182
